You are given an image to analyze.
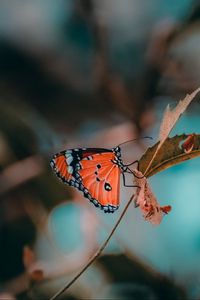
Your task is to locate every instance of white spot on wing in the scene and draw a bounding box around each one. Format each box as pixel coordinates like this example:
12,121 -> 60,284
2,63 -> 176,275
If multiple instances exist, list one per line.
66,155 -> 73,165
68,166 -> 73,174
66,150 -> 72,154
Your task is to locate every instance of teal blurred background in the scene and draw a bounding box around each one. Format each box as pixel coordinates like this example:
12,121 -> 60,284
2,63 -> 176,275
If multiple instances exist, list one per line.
1,1 -> 200,299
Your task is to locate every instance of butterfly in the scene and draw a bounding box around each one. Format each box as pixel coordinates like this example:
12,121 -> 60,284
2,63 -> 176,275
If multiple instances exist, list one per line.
50,140 -> 149,213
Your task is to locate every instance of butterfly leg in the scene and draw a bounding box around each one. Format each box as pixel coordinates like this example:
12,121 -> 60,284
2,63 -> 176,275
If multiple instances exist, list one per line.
124,160 -> 146,179
122,172 -> 140,188
124,160 -> 139,168
126,166 -> 146,179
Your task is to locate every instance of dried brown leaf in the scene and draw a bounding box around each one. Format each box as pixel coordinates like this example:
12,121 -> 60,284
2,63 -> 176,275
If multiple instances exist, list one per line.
144,87 -> 200,175
23,245 -> 35,269
139,134 -> 200,177
133,170 -> 171,225
30,269 -> 44,282
159,89 -> 200,141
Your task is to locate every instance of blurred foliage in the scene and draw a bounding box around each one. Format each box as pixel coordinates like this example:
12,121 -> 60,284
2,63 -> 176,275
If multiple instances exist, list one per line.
0,216 -> 36,282
98,254 -> 187,300
1,0 -> 200,299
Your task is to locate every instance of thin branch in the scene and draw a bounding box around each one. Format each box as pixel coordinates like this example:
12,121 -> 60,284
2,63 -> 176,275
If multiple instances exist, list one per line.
49,195 -> 134,300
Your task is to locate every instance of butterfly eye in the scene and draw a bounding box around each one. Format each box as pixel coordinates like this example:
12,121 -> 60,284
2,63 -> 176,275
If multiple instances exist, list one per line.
104,182 -> 112,191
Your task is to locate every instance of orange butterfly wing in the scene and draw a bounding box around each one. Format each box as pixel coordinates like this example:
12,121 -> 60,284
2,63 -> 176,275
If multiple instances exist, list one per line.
51,148 -> 123,213
50,150 -> 75,184
78,152 -> 121,212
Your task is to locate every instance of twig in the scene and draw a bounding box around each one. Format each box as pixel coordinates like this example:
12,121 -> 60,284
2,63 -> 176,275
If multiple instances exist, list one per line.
143,144 -> 159,176
49,195 -> 134,300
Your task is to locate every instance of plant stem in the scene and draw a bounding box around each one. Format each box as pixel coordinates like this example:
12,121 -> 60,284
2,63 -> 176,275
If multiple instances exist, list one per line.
49,196 -> 134,300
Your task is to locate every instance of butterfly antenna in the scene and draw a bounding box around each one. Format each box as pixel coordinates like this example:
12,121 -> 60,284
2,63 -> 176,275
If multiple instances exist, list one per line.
117,136 -> 153,147
119,136 -> 153,172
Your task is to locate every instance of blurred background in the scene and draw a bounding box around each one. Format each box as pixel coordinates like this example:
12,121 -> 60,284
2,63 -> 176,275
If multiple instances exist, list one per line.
1,0 -> 200,299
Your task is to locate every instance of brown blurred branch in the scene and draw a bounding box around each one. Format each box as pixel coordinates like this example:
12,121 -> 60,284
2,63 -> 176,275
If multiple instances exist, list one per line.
83,0 -> 158,135
0,155 -> 44,195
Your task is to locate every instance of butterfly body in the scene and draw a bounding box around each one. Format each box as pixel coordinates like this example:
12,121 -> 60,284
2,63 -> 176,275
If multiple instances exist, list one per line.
50,146 -> 129,213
